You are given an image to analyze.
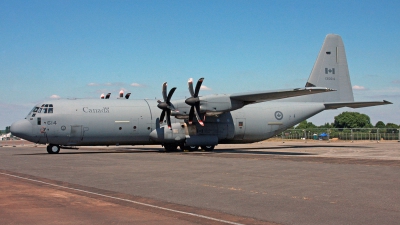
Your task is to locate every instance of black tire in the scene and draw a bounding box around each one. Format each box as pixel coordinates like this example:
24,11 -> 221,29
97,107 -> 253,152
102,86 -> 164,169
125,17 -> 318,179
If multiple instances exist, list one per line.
164,144 -> 178,152
185,145 -> 199,151
201,145 -> 215,151
47,144 -> 60,154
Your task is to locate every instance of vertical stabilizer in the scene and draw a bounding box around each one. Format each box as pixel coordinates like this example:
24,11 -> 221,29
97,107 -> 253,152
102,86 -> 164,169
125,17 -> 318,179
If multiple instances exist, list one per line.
305,34 -> 354,102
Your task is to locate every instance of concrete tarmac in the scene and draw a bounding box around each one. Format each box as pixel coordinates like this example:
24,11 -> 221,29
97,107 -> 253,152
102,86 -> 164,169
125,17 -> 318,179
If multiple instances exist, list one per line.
0,140 -> 399,225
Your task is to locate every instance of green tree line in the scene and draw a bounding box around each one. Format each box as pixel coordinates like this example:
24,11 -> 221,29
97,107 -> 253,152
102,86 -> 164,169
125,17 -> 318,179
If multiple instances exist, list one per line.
295,112 -> 399,133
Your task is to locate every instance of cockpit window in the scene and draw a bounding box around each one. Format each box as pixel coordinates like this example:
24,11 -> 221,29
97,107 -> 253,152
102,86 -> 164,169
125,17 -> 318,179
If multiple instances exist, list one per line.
34,104 -> 54,114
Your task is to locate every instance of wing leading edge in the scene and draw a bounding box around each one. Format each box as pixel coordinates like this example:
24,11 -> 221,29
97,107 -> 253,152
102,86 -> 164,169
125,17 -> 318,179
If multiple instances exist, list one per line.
230,87 -> 335,105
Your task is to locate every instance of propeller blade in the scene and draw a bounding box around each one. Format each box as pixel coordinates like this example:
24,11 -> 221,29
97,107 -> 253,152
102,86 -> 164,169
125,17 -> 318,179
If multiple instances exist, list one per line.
160,110 -> 165,124
194,103 -> 204,126
166,110 -> 172,129
188,107 -> 194,125
162,82 -> 168,101
194,78 -> 204,97
166,87 -> 176,103
188,78 -> 195,97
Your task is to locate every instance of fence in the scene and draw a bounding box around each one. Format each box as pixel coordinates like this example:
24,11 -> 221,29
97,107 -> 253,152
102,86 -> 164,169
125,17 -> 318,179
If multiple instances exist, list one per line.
281,128 -> 400,142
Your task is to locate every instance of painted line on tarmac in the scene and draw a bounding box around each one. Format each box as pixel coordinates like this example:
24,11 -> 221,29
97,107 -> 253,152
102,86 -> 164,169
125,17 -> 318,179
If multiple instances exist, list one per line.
0,172 -> 244,225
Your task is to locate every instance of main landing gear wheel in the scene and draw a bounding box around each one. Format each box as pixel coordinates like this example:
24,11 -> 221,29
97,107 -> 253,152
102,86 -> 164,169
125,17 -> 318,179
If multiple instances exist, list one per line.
184,145 -> 199,151
201,145 -> 215,151
47,144 -> 60,154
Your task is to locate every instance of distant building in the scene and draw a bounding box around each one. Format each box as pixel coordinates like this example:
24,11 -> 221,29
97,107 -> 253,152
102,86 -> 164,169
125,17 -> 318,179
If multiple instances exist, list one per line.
1,133 -> 11,141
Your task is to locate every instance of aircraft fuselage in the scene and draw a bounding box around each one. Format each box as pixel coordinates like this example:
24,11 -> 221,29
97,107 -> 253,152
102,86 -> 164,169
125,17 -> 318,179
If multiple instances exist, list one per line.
13,99 -> 325,147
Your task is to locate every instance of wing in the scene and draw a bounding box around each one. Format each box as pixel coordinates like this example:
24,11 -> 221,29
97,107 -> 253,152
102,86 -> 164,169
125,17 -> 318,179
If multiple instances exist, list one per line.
230,87 -> 335,105
324,100 -> 392,109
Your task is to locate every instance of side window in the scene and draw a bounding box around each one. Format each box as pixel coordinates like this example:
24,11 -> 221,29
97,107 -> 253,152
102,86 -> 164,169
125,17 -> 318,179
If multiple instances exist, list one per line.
37,117 -> 41,125
43,108 -> 48,113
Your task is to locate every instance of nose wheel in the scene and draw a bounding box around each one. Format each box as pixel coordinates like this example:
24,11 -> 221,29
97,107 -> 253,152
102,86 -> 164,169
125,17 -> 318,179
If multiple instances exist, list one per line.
47,144 -> 60,154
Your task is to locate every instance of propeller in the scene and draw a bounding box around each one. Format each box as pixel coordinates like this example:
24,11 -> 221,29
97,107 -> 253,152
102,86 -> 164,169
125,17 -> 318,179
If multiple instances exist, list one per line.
185,78 -> 204,126
157,82 -> 177,129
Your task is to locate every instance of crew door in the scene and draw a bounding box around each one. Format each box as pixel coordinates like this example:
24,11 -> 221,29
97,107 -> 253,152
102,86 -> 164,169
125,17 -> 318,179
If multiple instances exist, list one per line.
68,125 -> 83,145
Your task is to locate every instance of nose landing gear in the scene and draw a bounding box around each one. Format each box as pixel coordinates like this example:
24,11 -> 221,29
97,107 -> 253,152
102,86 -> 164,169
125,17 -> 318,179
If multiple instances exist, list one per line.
46,144 -> 60,154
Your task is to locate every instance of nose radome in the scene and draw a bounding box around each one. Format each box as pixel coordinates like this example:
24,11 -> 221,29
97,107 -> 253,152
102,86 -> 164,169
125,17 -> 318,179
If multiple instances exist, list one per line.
10,119 -> 32,140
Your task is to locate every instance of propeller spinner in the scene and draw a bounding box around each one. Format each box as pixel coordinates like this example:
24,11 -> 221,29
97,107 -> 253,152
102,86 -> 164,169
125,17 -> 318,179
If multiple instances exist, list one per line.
185,78 -> 204,126
157,82 -> 177,129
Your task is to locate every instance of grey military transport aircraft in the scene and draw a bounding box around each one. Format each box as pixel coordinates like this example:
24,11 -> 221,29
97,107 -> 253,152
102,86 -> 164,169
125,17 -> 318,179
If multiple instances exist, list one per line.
11,34 -> 391,153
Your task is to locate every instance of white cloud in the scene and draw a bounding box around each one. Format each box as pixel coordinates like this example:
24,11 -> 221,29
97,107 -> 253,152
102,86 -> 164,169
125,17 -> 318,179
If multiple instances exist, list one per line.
88,83 -> 99,86
130,83 -> 143,87
200,85 -> 212,91
50,95 -> 61,99
352,85 -> 367,90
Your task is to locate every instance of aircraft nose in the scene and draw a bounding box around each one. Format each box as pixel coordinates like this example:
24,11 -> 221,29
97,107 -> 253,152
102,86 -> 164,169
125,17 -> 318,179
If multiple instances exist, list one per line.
10,119 -> 32,140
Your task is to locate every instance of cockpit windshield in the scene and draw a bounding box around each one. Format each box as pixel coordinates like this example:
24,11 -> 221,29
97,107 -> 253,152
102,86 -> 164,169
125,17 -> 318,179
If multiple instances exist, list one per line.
28,104 -> 54,118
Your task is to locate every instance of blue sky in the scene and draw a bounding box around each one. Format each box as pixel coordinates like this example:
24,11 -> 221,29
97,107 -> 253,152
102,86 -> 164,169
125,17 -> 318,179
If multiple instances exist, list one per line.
1,0 -> 399,129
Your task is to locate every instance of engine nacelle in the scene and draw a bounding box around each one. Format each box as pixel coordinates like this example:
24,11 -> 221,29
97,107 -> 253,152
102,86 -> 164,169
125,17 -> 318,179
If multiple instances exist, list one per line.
149,122 -> 186,144
149,122 -> 218,146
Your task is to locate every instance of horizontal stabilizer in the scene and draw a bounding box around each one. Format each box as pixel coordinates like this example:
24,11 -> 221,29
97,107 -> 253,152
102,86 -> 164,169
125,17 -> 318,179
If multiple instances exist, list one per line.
231,87 -> 335,105
324,100 -> 392,109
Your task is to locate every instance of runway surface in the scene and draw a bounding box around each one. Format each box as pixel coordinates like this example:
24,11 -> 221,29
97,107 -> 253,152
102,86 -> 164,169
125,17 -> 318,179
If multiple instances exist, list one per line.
1,140 -> 399,224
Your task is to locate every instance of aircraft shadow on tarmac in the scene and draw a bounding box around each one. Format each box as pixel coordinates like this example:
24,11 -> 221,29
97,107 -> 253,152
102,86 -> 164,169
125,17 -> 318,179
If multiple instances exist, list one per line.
15,149 -> 162,156
15,144 -> 372,156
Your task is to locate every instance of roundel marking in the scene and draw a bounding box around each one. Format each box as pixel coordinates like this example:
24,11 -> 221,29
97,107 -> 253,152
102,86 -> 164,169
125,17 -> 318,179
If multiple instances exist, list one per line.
274,111 -> 283,120
61,126 -> 66,131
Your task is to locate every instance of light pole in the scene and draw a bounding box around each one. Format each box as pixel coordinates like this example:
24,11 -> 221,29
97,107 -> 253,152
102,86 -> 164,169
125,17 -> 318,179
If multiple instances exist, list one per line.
351,129 -> 354,143
398,129 -> 400,142
377,128 -> 380,143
